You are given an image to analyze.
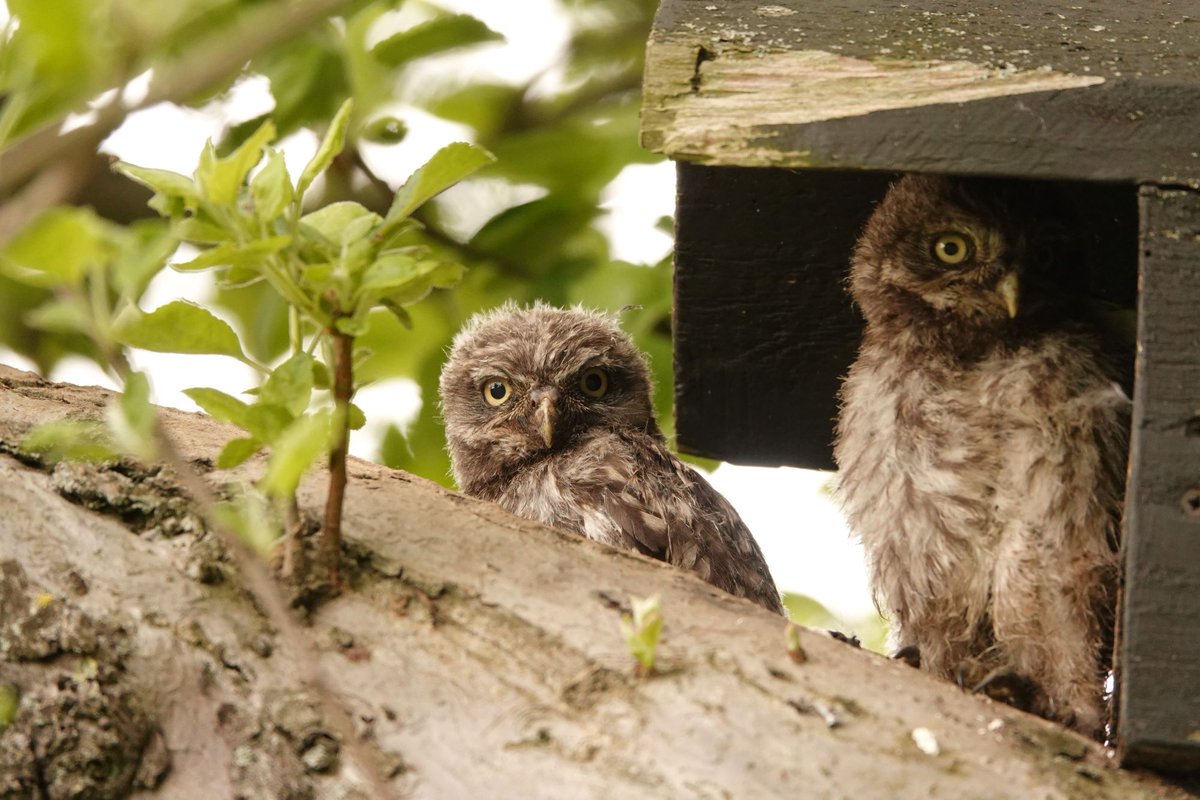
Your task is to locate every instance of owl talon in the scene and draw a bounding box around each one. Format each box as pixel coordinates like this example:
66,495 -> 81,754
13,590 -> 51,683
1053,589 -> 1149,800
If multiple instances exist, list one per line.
970,667 -> 1043,714
892,645 -> 921,669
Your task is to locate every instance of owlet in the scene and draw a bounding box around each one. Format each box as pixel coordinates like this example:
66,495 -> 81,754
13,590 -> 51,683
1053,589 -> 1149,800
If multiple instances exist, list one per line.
440,302 -> 783,614
834,174 -> 1129,736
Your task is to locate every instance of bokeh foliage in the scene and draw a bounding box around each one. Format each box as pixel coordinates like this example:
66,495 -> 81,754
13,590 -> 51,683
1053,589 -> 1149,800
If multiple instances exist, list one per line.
0,0 -> 888,644
0,0 -> 669,486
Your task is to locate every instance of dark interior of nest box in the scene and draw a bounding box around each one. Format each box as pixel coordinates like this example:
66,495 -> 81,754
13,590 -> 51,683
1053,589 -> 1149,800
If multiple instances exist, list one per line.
671,162 -> 1139,471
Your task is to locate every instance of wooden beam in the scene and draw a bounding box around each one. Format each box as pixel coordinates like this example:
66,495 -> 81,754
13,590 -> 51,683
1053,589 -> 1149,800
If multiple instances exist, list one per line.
1117,184 -> 1200,770
643,1 -> 1200,184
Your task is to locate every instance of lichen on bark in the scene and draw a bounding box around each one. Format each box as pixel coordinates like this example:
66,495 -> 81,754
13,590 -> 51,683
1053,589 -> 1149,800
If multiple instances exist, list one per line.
0,560 -> 167,799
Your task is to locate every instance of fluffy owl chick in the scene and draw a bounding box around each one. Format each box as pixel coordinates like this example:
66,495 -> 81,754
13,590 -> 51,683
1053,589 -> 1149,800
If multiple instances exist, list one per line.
440,302 -> 783,614
834,175 -> 1129,736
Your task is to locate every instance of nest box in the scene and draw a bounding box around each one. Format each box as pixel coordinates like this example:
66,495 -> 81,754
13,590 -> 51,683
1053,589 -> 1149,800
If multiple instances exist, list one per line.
641,0 -> 1200,770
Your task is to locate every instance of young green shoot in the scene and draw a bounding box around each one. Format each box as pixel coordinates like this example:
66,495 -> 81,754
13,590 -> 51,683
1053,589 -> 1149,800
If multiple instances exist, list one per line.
620,594 -> 664,678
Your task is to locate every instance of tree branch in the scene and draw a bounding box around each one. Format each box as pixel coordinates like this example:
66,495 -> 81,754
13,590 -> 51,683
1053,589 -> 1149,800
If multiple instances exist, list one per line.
0,0 -> 360,200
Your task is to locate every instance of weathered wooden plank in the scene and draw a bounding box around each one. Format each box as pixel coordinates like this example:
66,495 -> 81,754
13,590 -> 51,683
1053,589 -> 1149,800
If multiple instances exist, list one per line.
1117,185 -> 1200,771
673,164 -> 894,470
643,1 -> 1200,184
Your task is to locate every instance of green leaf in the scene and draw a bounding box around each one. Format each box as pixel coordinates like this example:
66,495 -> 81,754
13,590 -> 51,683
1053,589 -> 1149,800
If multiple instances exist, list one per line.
0,207 -> 110,288
106,370 -> 157,460
372,14 -> 503,66
427,261 -> 465,289
487,102 -> 657,197
333,315 -> 369,336
372,218 -> 424,250
2,0 -> 101,138
381,300 -> 413,329
114,163 -> 200,207
250,149 -> 294,221
619,594 -> 663,675
216,437 -> 262,469
241,34 -> 348,138
21,419 -> 118,464
194,141 -> 222,203
424,83 -> 523,139
212,279 -> 291,365
195,120 -> 277,205
358,253 -> 422,293
115,301 -> 248,360
368,260 -> 463,308
183,387 -> 251,429
382,142 -> 494,229
297,98 -> 354,198
112,220 -> 177,301
300,202 -> 380,247
173,236 -> 292,272
311,360 -> 331,389
361,116 -> 407,144
224,119 -> 278,194
217,265 -> 264,289
260,353 -> 314,417
175,215 -> 234,244
25,298 -> 88,334
347,402 -> 366,431
302,263 -> 333,288
261,411 -> 332,497
780,593 -> 841,630
470,195 -> 600,272
244,403 -> 294,443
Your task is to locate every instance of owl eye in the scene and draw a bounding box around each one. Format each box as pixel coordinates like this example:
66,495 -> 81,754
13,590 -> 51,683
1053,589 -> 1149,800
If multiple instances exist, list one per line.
932,232 -> 973,266
483,379 -> 512,407
578,368 -> 608,398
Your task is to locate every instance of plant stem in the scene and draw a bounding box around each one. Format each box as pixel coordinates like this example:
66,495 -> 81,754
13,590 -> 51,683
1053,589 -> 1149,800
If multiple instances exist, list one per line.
322,325 -> 354,588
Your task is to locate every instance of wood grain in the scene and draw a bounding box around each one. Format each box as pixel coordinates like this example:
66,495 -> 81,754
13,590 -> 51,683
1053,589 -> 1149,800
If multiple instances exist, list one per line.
643,1 -> 1200,184
1118,186 -> 1200,771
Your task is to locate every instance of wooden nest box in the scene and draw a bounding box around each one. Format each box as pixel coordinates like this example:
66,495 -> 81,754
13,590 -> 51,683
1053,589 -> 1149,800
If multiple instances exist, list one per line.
641,0 -> 1200,772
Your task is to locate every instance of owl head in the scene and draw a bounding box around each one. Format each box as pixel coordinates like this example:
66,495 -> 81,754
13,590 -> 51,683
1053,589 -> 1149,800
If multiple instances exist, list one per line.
850,174 -> 1072,340
439,302 -> 657,491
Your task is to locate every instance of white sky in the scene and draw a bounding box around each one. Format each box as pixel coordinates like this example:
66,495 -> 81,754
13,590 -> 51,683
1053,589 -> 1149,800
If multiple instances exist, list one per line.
0,0 -> 878,627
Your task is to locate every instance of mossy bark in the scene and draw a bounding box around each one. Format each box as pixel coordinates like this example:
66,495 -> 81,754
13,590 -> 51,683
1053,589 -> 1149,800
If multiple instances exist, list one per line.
0,365 -> 1194,799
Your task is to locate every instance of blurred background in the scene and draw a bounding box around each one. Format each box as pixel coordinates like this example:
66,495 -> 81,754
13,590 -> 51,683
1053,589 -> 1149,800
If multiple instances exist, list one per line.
0,0 -> 881,645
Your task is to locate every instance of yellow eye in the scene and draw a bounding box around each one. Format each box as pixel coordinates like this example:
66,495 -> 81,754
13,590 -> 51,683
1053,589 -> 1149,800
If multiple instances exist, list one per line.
578,368 -> 608,398
483,379 -> 512,406
932,232 -> 972,265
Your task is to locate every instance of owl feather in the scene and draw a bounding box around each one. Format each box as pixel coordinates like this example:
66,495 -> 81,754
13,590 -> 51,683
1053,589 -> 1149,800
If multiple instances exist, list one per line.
440,302 -> 783,614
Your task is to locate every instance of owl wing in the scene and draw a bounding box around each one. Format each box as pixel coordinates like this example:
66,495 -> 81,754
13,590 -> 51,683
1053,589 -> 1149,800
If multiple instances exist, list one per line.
591,432 -> 784,614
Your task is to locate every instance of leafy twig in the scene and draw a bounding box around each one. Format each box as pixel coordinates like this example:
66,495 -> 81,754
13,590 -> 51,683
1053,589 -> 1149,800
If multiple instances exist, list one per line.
102,349 -> 400,799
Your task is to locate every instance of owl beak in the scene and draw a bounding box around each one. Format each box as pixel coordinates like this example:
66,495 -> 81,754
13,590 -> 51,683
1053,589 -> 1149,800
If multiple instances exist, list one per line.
531,387 -> 559,448
997,271 -> 1020,319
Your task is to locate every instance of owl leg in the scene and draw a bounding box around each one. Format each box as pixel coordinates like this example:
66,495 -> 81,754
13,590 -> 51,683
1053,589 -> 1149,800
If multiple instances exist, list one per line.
897,604 -> 991,687
990,540 -> 1109,737
967,664 -> 1050,717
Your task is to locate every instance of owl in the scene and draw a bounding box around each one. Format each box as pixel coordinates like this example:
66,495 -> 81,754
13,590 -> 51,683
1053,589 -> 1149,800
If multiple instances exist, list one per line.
834,174 -> 1130,737
439,302 -> 783,614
